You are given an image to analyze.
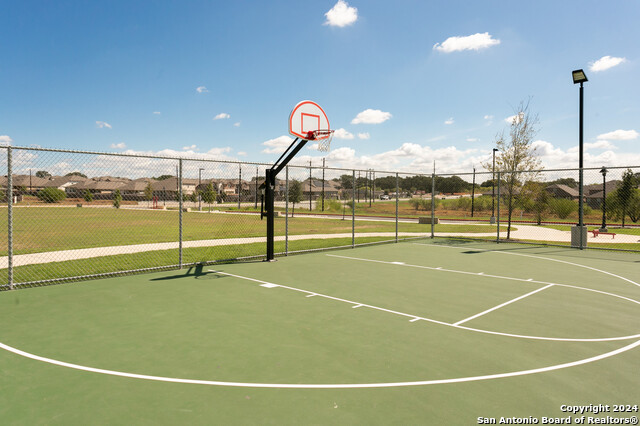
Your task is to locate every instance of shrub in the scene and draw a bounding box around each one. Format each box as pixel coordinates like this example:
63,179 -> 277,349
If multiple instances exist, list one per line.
83,190 -> 94,203
37,187 -> 66,203
549,198 -> 576,219
113,189 -> 122,209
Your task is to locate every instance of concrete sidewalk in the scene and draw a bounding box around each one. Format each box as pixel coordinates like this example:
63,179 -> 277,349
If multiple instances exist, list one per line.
1,223 -> 637,269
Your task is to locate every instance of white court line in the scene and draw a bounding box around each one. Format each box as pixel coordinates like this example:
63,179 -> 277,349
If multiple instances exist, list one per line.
453,284 -> 554,326
212,270 -> 640,342
326,254 -> 640,307
1,332 -> 639,389
413,243 -> 640,289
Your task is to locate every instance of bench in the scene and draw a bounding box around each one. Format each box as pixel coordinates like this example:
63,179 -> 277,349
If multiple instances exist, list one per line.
590,230 -> 616,239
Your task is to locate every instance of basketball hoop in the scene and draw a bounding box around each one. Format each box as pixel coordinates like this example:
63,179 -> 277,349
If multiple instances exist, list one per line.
306,129 -> 334,152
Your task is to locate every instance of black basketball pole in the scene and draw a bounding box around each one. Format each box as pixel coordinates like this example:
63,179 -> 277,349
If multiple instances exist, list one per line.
263,137 -> 308,261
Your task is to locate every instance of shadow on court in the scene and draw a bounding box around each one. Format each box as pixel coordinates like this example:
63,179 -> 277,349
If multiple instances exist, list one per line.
149,264 -> 229,281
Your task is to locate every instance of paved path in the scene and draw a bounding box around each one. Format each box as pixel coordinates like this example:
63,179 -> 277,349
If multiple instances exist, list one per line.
1,221 -> 638,269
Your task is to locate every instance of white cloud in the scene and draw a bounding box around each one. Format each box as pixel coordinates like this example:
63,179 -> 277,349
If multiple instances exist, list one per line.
584,141 -> 617,151
484,115 -> 493,120
358,132 -> 370,140
196,86 -> 208,93
444,117 -> 454,125
334,128 -> 354,139
589,56 -> 627,72
262,135 -> 294,154
233,122 -> 241,127
433,32 -> 500,53
213,113 -> 230,120
110,143 -> 126,149
237,151 -> 247,156
466,138 -> 478,142
153,111 -> 161,115
0,135 -> 13,146
96,121 -> 112,129
324,0 -> 358,27
351,109 -> 392,124
182,144 -> 197,151
597,129 -> 638,141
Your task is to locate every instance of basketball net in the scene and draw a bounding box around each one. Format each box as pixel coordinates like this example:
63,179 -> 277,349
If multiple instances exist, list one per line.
306,130 -> 334,152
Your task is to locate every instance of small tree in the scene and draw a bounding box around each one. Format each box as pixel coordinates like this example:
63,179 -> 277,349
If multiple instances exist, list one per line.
37,187 -> 66,203
200,183 -> 217,211
35,170 -> 51,178
83,190 -> 94,203
519,181 -> 549,225
113,189 -> 122,209
144,183 -> 154,207
484,100 -> 542,239
288,179 -> 303,217
616,169 -> 637,227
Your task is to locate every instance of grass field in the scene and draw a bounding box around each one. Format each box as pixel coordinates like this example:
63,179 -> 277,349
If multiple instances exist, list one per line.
1,239 -> 638,425
0,207 -> 504,256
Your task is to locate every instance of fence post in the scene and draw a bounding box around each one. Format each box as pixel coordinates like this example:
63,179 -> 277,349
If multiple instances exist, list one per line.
285,166 -> 289,255
7,147 -> 13,290
238,164 -> 241,210
496,172 -> 501,243
431,172 -> 436,239
395,173 -> 399,243
178,159 -> 183,268
352,170 -> 356,248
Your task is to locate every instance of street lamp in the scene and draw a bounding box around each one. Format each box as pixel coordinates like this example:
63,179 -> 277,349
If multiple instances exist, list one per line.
572,69 -> 588,248
599,166 -> 608,232
198,168 -> 204,211
490,148 -> 498,224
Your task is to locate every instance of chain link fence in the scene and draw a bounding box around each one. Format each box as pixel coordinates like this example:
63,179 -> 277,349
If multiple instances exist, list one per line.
1,146 -> 639,290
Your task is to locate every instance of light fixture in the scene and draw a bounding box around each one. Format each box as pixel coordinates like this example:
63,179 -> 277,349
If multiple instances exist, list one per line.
572,69 -> 588,84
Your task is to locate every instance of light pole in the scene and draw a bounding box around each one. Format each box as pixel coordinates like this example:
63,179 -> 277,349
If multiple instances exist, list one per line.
599,166 -> 608,232
572,69 -> 588,248
490,148 -> 498,224
198,168 -> 204,211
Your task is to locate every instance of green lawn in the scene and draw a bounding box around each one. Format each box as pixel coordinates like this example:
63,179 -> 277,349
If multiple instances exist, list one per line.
0,207 -> 503,256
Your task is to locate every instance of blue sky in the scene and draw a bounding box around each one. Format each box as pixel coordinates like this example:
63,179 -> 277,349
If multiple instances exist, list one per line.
1,0 -> 639,174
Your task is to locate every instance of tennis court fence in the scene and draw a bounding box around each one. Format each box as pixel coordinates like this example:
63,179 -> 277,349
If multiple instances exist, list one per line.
1,146 -> 639,289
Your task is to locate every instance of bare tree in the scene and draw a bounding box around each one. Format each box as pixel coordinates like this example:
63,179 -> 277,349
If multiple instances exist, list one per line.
485,100 -> 542,239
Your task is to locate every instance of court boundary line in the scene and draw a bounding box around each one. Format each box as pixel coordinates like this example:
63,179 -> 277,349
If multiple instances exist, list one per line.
412,242 -> 640,288
214,269 -> 640,343
1,339 -> 638,389
326,254 -> 640,308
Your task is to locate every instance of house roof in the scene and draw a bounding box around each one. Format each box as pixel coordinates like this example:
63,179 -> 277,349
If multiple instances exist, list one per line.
546,184 -> 579,197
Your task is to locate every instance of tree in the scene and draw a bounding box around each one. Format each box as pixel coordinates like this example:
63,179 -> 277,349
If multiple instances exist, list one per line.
200,183 -> 217,211
288,179 -> 303,217
485,100 -> 542,239
154,174 -> 173,181
66,172 -> 87,178
37,187 -> 66,203
113,189 -> 122,209
519,181 -> 549,225
616,169 -> 637,227
83,190 -> 94,203
144,183 -> 154,207
35,170 -> 51,178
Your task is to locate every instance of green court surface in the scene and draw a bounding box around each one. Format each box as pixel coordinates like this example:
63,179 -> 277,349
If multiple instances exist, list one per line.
1,239 -> 639,425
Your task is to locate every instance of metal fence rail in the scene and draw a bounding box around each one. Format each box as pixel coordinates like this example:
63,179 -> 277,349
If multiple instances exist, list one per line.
1,146 -> 639,290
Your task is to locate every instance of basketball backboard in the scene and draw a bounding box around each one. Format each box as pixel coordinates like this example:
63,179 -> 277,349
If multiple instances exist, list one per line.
289,100 -> 330,140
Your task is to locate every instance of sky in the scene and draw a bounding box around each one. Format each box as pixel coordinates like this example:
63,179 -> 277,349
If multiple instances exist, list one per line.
1,0 -> 639,177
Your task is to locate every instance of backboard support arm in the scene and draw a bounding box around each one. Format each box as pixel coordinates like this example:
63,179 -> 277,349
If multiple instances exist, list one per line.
264,137 -> 308,261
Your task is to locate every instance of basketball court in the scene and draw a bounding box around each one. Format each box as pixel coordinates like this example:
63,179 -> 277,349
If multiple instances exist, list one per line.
1,238 -> 639,424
